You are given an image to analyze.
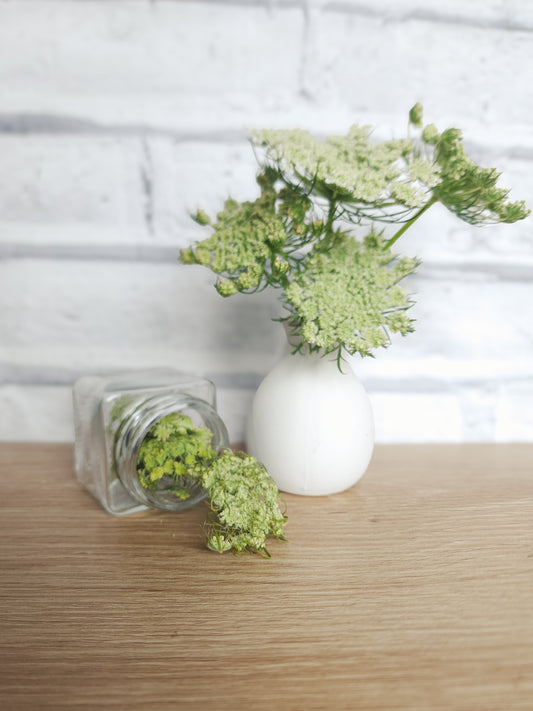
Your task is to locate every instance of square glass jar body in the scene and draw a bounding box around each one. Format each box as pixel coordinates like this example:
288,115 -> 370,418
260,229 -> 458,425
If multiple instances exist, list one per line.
72,368 -> 219,515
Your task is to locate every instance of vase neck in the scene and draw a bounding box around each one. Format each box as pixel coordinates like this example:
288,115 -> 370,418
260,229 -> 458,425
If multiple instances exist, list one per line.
282,321 -> 302,349
282,322 -> 340,363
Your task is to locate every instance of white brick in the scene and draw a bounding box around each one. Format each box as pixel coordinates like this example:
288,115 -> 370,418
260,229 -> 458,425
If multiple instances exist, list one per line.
0,1 -> 532,141
353,356 -> 533,387
147,137 -> 259,244
217,386 -> 255,446
308,0 -> 533,28
0,134 -> 259,249
369,391 -> 463,443
378,211 -> 532,270
0,385 -> 74,442
0,258 -> 286,375
0,2 -> 304,130
495,381 -> 533,442
348,269 -> 533,375
408,272 -> 533,363
456,385 -> 499,441
0,134 -> 146,243
303,11 -> 533,127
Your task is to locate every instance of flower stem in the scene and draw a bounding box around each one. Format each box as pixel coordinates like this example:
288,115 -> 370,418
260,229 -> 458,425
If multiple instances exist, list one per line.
326,199 -> 337,234
383,196 -> 437,250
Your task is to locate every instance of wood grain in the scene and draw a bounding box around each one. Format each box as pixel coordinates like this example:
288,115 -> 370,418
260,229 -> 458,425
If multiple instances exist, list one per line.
1,443 -> 532,710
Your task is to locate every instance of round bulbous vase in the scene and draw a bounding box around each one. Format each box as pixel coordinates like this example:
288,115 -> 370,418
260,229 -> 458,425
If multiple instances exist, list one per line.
246,350 -> 374,496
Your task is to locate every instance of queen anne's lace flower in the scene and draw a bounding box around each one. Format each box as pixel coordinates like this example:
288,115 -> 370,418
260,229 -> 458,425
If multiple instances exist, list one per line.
137,413 -> 287,556
284,233 -> 418,357
181,105 -> 528,359
202,451 -> 286,557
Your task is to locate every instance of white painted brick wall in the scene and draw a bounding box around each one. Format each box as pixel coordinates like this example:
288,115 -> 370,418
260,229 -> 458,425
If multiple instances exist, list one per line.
0,0 -> 532,443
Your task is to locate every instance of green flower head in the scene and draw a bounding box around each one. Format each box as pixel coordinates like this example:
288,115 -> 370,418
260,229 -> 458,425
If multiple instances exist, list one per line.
282,232 -> 418,358
202,451 -> 287,557
136,413 -> 287,556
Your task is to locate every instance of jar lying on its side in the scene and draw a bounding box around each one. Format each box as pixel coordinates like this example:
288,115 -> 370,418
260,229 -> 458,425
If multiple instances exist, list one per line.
72,368 -> 229,515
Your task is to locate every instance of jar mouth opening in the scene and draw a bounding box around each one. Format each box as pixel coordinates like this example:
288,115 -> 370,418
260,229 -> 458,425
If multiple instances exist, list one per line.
113,394 -> 229,512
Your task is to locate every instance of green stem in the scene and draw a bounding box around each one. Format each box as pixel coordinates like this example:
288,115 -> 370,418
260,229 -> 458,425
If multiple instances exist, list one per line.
317,198 -> 339,252
383,196 -> 437,250
326,199 -> 337,235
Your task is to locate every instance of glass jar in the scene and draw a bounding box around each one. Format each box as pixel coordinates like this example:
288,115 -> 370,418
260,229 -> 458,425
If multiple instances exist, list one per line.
72,368 -> 229,515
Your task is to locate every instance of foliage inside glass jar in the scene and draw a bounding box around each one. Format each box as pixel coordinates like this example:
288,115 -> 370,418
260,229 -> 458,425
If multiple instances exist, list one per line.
136,412 -> 287,557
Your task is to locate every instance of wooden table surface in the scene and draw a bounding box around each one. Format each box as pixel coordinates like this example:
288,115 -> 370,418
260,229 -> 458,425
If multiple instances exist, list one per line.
1,443 -> 532,710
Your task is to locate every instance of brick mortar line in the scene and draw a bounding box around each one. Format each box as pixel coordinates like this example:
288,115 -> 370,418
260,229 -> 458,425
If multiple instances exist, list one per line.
0,114 -> 246,142
0,0 -> 303,6
1,370 -> 532,392
1,244 -> 532,281
319,2 -> 533,33
0,0 -> 528,33
0,114 -> 532,157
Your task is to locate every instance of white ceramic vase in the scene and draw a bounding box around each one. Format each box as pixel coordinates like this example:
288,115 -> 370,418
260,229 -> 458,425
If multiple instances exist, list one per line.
246,350 -> 374,496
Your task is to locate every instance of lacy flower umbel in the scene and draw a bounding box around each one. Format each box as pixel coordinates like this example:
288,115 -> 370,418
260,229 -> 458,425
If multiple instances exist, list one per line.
138,413 -> 287,557
181,105 -> 529,364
